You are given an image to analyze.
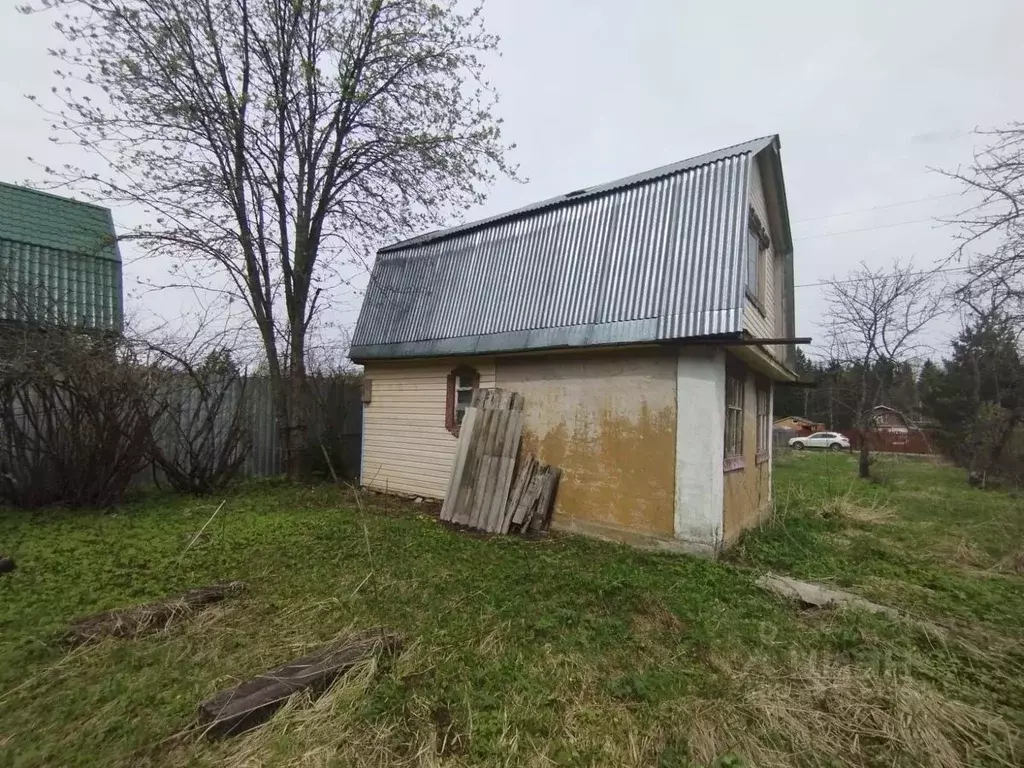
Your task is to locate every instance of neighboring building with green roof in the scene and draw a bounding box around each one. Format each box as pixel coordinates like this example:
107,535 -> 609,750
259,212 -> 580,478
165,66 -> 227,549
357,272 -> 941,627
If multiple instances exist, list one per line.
0,182 -> 123,333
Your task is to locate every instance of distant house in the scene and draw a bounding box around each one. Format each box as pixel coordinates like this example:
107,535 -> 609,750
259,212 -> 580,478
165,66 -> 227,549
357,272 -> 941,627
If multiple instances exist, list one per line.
773,415 -> 826,436
850,405 -> 933,454
350,135 -> 804,556
0,183 -> 122,334
871,404 -> 912,433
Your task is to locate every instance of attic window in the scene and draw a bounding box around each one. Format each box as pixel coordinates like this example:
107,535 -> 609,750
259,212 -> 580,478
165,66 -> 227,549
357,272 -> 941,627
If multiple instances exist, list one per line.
446,366 -> 480,436
746,209 -> 770,310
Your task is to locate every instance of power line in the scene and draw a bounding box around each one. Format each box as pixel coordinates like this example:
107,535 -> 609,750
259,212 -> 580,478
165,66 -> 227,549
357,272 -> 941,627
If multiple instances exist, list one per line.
794,216 -> 948,241
792,192 -> 963,225
794,266 -> 968,289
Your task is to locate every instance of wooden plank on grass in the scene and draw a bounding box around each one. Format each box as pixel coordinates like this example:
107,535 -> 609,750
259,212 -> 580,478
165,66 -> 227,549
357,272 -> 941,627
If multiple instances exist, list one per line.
198,629 -> 402,738
63,582 -> 246,647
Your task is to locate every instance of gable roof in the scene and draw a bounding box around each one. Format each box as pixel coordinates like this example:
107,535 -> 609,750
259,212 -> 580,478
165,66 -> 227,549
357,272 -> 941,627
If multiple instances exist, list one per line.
0,183 -> 123,332
351,135 -> 789,360
0,183 -> 121,261
775,415 -> 818,426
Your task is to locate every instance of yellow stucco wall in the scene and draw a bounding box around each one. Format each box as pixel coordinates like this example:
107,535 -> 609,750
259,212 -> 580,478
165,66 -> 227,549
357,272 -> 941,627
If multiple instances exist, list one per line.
495,349 -> 678,539
361,357 -> 495,498
722,359 -> 772,546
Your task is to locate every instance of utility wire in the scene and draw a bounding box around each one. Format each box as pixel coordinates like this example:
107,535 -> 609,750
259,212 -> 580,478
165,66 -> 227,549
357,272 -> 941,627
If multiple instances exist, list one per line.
792,192 -> 963,224
794,266 -> 968,289
794,216 -> 946,241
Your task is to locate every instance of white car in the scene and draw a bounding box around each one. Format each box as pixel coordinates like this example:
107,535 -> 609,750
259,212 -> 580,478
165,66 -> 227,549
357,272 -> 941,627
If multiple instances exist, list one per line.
788,432 -> 850,452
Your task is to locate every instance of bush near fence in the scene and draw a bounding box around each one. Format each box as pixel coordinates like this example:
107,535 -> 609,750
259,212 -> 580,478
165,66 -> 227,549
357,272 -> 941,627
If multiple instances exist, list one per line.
138,375 -> 363,488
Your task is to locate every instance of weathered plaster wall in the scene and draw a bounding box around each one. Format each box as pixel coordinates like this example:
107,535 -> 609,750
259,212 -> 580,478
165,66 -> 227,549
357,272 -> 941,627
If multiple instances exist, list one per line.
361,357 -> 495,498
722,359 -> 773,546
495,349 -> 677,540
674,347 -> 726,553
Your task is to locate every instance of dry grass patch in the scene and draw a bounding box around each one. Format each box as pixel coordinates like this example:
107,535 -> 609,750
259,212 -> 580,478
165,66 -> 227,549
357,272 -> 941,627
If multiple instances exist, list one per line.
817,492 -> 893,525
198,643 -> 439,768
684,655 -> 1019,768
944,536 -> 993,570
999,548 -> 1024,574
631,595 -> 685,637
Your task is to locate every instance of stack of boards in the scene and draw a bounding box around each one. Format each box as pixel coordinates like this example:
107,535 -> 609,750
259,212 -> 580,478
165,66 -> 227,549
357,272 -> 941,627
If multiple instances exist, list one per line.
440,388 -> 560,534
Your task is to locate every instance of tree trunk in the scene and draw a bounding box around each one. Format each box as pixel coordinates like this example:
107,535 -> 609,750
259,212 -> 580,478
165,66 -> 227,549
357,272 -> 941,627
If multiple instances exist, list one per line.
284,369 -> 310,478
858,438 -> 871,479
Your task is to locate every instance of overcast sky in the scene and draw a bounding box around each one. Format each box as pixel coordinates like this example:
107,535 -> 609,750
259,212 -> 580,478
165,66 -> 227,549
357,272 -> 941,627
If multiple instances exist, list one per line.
1,0 -> 1021,358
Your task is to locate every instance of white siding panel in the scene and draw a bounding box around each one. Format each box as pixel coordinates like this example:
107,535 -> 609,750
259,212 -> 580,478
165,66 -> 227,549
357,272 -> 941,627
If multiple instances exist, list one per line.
745,159 -> 782,359
361,358 -> 495,498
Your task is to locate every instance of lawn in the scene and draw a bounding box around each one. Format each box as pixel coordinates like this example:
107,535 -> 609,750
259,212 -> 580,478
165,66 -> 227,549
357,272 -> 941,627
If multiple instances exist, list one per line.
0,455 -> 1021,767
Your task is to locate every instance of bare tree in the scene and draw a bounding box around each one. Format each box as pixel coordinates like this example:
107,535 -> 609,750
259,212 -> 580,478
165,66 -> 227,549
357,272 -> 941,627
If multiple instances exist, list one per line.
824,261 -> 943,478
944,126 -> 1024,323
24,0 -> 516,476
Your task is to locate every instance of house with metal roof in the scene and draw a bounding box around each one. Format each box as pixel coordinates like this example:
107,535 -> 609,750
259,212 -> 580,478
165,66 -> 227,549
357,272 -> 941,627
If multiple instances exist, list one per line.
350,135 -> 804,555
0,183 -> 123,334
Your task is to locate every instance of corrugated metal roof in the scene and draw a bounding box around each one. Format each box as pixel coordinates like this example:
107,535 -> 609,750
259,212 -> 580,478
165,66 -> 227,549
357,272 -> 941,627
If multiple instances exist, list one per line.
351,135 -> 781,360
0,183 -> 123,332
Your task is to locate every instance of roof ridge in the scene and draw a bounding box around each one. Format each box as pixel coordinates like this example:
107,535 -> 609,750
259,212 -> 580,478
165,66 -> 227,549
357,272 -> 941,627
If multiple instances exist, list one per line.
379,134 -> 778,254
0,181 -> 113,213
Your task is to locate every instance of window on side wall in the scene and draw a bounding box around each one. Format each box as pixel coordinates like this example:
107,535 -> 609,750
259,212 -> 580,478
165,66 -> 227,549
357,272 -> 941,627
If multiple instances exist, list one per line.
724,372 -> 745,472
756,385 -> 770,462
446,366 -> 480,436
746,210 -> 769,310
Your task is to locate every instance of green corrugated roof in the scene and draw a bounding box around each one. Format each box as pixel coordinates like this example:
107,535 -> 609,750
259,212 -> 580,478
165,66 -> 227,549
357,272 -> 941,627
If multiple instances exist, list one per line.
0,182 -> 120,262
0,182 -> 123,332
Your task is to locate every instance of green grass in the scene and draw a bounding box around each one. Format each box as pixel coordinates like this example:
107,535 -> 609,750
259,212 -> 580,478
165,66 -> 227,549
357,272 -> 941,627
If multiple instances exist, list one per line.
1,459 -> 1021,767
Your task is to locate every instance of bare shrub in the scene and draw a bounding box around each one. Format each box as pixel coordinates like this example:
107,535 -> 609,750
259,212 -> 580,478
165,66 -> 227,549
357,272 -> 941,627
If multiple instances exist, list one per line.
147,344 -> 252,494
0,331 -> 157,508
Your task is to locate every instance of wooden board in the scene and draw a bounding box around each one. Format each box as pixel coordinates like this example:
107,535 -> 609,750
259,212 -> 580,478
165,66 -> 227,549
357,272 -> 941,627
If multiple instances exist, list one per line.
442,388 -> 525,531
506,460 -> 561,533
198,629 -> 402,738
63,581 -> 246,646
501,453 -> 535,533
528,467 -> 561,532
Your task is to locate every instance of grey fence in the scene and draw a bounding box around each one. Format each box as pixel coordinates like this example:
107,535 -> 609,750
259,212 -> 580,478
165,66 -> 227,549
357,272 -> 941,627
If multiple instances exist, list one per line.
138,375 -> 362,486
773,427 -> 797,449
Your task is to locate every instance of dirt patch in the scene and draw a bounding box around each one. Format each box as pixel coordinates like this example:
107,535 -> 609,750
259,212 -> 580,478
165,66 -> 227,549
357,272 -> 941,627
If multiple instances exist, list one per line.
632,595 -> 686,636
432,705 -> 465,756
